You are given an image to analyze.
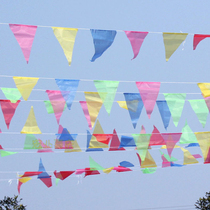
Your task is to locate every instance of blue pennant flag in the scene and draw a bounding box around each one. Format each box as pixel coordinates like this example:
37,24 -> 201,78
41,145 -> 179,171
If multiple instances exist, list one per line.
119,136 -> 136,148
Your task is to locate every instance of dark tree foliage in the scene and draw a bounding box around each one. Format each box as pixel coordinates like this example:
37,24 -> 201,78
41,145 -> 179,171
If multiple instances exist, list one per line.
195,192 -> 210,210
0,195 -> 26,210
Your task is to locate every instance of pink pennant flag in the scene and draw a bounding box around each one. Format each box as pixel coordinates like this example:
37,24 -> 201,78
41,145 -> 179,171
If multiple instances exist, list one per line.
37,139 -> 53,153
204,148 -> 210,164
114,166 -> 132,172
161,155 -> 171,168
9,24 -> 37,63
46,90 -> 69,124
80,101 -> 92,130
124,31 -> 148,60
193,34 -> 210,50
109,129 -> 125,151
192,154 -> 202,159
161,133 -> 182,157
136,82 -> 161,118
149,126 -> 165,146
204,96 -> 210,112
0,100 -> 20,129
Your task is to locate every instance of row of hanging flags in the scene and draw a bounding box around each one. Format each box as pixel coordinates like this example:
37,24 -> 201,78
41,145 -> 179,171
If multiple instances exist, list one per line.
1,76 -> 210,132
4,23 -> 210,64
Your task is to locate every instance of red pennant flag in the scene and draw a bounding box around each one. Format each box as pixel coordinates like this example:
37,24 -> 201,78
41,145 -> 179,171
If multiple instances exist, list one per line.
54,170 -> 75,180
114,166 -> 132,172
149,126 -> 165,146
193,34 -> 210,50
84,168 -> 100,177
93,134 -> 113,145
22,171 -> 42,177
40,177 -> 52,188
109,129 -> 125,151
0,100 -> 20,129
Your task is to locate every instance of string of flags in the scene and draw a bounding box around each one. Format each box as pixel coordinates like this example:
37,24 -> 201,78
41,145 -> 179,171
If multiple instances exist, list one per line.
1,23 -> 210,65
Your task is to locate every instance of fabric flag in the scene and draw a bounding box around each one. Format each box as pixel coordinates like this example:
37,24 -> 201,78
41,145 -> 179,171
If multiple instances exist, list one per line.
18,177 -> 32,194
181,147 -> 199,165
90,29 -> 117,62
170,162 -> 183,167
189,99 -> 209,127
75,169 -> 86,175
0,100 -> 20,129
159,150 -> 178,162
89,156 -> 105,171
56,128 -> 77,141
161,145 -> 180,150
204,148 -> 210,164
124,31 -> 148,60
185,143 -> 200,148
80,101 -> 92,130
193,154 -> 202,159
94,80 -> 119,114
88,120 -> 108,149
9,24 -> 37,63
149,126 -> 165,146
195,132 -> 210,162
119,161 -> 134,168
65,139 -> 82,153
84,92 -> 105,128
161,153 -> 171,168
0,145 -> 17,157
44,100 -> 67,114
55,79 -> 80,110
13,76 -> 39,101
162,32 -> 188,61
119,136 -> 136,148
24,134 -> 38,149
84,168 -> 100,177
37,139 -> 53,153
86,130 -> 103,152
132,134 -> 151,162
38,158 -> 52,188
93,134 -> 112,145
136,82 -> 161,118
180,121 -> 198,144
117,101 -> 128,110
109,129 -> 125,151
197,83 -> 210,98
139,151 -> 157,168
164,93 -> 186,127
114,166 -> 132,172
54,170 -> 74,180
193,34 -> 210,50
21,106 -> 41,134
46,90 -> 69,124
156,100 -> 171,130
124,93 -> 144,128
204,96 -> 210,113
141,168 -> 157,174
162,133 -> 182,157
103,167 -> 114,174
1,88 -> 22,103
52,27 -> 78,65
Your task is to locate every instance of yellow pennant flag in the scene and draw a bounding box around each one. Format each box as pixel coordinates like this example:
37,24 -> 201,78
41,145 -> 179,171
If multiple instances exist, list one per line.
89,120 -> 108,148
163,32 -> 188,61
21,106 -> 42,134
52,27 -> 78,66
141,150 -> 157,168
13,76 -> 39,101
181,147 -> 199,165
161,145 -> 180,149
197,83 -> 210,98
117,101 -> 128,110
103,167 -> 114,174
65,140 -> 82,153
19,177 -> 32,183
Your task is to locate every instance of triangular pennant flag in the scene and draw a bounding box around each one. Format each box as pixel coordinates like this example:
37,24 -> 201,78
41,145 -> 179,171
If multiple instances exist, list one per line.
193,34 -> 210,50
156,100 -> 171,130
37,139 -> 53,153
65,140 -> 82,153
204,148 -> 210,164
141,168 -> 157,174
90,29 -> 117,62
180,121 -> 198,144
103,167 -> 114,174
84,168 -> 100,177
140,150 -> 157,168
117,101 -> 128,110
75,169 -> 86,175
149,126 -> 165,146
170,162 -> 183,167
24,134 -> 38,149
189,99 -> 209,127
136,82 -> 161,118
160,153 -> 171,168
124,31 -> 148,60
197,83 -> 210,98
164,93 -> 186,127
46,90 -> 69,124
54,170 -> 74,180
204,97 -> 210,113
162,133 -> 182,157
159,150 -> 178,162
162,32 -> 188,61
44,101 -> 67,114
21,106 -> 41,134
181,147 -> 199,165
18,177 -> 32,194
109,129 -> 125,151
114,166 -> 132,172
195,132 -> 210,161
54,139 -> 73,149
55,79 -> 80,110
93,134 -> 112,145
9,24 -> 37,63
94,80 -> 119,114
124,93 -> 144,129
13,76 -> 39,101
80,101 -> 92,130
0,150 -> 17,157
119,136 -> 136,148
119,161 -> 134,168
52,27 -> 78,66
132,134 -> 151,162
21,171 -> 42,177
0,100 -> 20,129
89,156 -> 105,171
1,88 -> 22,103
86,130 -> 103,152
186,143 -> 200,148
56,128 -> 77,141
161,145 -> 180,149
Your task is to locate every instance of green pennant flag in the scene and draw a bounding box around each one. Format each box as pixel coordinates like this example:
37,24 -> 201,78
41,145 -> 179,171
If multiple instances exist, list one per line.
132,134 -> 151,162
189,99 -> 209,128
141,168 -> 157,174
180,121 -> 198,144
24,134 -> 40,149
44,101 -> 67,114
94,80 -> 119,114
56,178 -> 60,185
159,150 -> 178,162
1,88 -> 22,103
164,93 -> 186,127
0,150 -> 17,157
89,156 -> 105,171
